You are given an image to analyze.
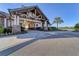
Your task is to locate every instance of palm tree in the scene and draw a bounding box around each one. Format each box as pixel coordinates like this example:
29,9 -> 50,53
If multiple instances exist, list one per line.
53,17 -> 64,30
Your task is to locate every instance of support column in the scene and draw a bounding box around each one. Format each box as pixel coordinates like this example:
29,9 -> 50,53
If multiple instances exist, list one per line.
16,15 -> 21,32
17,16 -> 20,25
44,21 -> 48,30
4,18 -> 7,28
12,15 -> 21,33
7,20 -> 10,27
35,9 -> 37,16
13,15 -> 17,25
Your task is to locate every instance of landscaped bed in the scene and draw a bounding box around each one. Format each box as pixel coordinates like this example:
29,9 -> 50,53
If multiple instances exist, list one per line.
0,31 -> 27,38
0,25 -> 27,38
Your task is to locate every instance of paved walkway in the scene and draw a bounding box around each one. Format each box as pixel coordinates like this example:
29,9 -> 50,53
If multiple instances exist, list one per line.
16,31 -> 51,39
0,31 -> 79,56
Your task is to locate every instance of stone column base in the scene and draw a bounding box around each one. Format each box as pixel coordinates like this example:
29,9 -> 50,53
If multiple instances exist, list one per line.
12,25 -> 21,33
44,27 -> 48,30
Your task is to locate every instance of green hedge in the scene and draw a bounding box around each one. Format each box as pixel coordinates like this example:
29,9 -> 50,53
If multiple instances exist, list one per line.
3,27 -> 12,33
74,23 -> 79,31
48,27 -> 57,31
0,25 -> 4,34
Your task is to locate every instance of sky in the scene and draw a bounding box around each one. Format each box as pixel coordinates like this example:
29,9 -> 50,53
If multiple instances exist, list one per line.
0,3 -> 79,27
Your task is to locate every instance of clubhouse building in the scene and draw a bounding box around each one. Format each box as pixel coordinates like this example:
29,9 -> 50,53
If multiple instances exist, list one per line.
0,6 -> 49,33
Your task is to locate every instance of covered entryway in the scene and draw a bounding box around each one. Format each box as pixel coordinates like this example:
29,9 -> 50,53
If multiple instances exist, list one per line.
28,21 -> 36,30
20,18 -> 42,30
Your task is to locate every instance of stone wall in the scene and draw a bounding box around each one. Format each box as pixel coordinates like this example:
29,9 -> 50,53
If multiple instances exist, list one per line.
44,21 -> 48,30
12,25 -> 21,33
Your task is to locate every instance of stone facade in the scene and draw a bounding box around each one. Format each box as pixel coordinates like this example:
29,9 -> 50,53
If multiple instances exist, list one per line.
12,25 -> 21,33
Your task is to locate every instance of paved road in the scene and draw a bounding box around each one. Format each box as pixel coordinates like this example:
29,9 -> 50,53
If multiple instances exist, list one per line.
10,37 -> 79,56
0,31 -> 79,56
44,31 -> 79,39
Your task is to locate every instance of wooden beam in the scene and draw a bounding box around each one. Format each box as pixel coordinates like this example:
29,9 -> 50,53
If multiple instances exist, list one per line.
35,9 -> 43,19
35,9 -> 37,16
29,7 -> 35,11
37,15 -> 42,18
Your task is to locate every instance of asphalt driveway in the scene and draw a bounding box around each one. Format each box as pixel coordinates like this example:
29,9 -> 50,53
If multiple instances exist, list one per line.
0,31 -> 79,56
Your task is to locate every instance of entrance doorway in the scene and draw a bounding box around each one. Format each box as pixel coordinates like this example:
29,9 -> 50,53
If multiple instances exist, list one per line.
28,21 -> 35,30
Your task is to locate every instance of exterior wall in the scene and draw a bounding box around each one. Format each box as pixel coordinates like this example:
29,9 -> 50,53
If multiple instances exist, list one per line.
12,15 -> 21,33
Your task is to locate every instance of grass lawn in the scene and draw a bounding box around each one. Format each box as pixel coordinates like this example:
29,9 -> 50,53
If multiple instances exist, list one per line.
59,27 -> 75,31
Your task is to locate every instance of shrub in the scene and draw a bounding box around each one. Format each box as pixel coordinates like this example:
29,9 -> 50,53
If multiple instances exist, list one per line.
39,28 -> 44,31
3,28 -> 7,33
3,27 -> 12,34
0,25 -> 4,34
48,27 -> 57,31
7,28 -> 12,33
74,23 -> 79,31
21,26 -> 25,32
36,27 -> 41,30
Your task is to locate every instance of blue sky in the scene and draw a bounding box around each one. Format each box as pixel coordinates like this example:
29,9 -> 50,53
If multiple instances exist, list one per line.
0,3 -> 79,27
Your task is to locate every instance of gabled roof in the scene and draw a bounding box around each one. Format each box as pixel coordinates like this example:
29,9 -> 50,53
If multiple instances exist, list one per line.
8,6 -> 36,12
8,5 -> 50,24
0,11 -> 9,17
35,6 -> 50,24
